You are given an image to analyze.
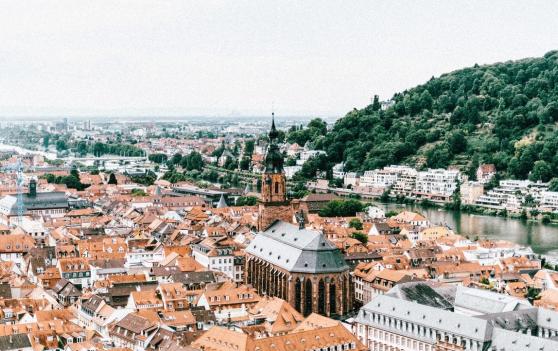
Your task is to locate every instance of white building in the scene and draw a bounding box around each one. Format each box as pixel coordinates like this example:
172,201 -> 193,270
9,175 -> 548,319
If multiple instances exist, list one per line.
360,170 -> 399,188
332,163 -> 346,179
284,165 -> 302,179
414,169 -> 461,200
367,206 -> 386,219
19,217 -> 49,242
475,179 -> 548,211
541,191 -> 558,212
344,172 -> 359,187
296,150 -> 326,165
191,237 -> 238,281
392,171 -> 417,197
354,284 -> 558,351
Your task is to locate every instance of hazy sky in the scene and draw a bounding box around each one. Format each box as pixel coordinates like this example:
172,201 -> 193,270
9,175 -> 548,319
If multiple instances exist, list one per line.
1,1 -> 558,118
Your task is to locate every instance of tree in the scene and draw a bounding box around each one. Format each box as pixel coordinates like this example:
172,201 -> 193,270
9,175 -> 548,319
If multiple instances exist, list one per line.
170,153 -> 183,165
523,194 -> 535,207
92,142 -> 106,156
76,141 -> 88,155
108,173 -> 118,185
448,179 -> 461,210
56,140 -> 67,152
244,139 -> 255,156
349,218 -> 363,230
385,210 -> 399,218
426,147 -> 450,169
130,170 -> 157,186
526,286 -> 541,302
351,231 -> 368,244
181,151 -> 204,171
371,95 -> 381,111
149,153 -> 168,164
43,135 -> 50,149
310,50 -> 558,178
201,169 -> 219,182
419,90 -> 433,110
42,171 -> 89,191
548,178 -> 558,192
529,160 -> 552,182
131,188 -> 147,197
235,196 -> 258,206
319,199 -> 365,217
70,168 -> 80,180
446,130 -> 467,154
239,157 -> 251,170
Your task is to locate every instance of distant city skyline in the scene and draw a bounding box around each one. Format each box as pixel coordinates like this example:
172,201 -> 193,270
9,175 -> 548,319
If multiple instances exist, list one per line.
1,1 -> 558,118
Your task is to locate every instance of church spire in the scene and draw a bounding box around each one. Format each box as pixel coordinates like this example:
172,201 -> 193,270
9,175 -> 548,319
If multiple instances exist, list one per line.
269,112 -> 279,141
264,113 -> 283,173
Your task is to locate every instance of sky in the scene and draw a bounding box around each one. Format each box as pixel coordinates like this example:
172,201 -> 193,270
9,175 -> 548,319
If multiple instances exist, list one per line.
1,1 -> 558,118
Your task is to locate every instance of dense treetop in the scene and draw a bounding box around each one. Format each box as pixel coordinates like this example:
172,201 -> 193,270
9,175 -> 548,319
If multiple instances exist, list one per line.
305,51 -> 558,182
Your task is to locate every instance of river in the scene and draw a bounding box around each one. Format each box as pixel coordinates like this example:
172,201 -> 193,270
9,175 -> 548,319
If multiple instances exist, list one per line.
0,143 -> 57,159
379,203 -> 558,260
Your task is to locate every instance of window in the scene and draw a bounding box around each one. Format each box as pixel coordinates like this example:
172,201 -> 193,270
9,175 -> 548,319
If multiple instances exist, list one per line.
274,182 -> 279,194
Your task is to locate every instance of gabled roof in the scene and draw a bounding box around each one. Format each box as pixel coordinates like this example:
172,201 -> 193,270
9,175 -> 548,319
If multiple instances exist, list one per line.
114,313 -> 157,334
216,194 -> 228,208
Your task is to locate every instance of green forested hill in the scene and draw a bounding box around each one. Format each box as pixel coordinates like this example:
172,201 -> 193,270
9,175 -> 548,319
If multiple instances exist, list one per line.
312,50 -> 558,182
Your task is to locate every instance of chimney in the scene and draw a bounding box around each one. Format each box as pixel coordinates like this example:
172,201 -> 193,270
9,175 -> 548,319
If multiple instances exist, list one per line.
29,179 -> 37,197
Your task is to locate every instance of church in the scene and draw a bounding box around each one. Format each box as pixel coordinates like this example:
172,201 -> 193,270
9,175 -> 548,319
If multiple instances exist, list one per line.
245,115 -> 353,317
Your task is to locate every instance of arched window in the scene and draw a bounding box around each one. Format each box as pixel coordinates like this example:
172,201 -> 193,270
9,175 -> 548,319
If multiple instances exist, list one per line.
329,283 -> 336,316
295,278 -> 302,312
318,279 -> 326,315
304,279 -> 313,316
274,181 -> 279,194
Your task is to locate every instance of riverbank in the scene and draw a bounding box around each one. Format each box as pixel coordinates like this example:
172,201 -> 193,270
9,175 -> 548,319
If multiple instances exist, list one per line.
0,143 -> 57,159
371,201 -> 558,261
378,196 -> 558,225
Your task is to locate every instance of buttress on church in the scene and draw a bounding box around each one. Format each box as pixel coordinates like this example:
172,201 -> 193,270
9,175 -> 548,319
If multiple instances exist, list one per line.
245,115 -> 353,318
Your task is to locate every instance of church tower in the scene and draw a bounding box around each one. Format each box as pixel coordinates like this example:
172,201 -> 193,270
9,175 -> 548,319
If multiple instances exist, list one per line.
258,114 -> 293,231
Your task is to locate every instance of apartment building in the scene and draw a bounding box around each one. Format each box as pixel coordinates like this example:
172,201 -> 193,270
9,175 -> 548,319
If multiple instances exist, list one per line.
414,169 -> 461,201
360,170 -> 400,188
475,180 -> 549,211
392,170 -> 418,197
541,191 -> 558,212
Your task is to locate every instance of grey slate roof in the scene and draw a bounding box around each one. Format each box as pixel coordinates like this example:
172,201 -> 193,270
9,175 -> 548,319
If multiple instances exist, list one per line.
536,308 -> 558,332
172,271 -> 216,285
0,334 -> 32,350
491,328 -> 558,351
478,308 -> 539,331
453,285 -> 531,315
357,294 -> 492,342
82,294 -> 106,313
386,282 -> 454,310
245,220 -> 349,274
1,192 -> 68,214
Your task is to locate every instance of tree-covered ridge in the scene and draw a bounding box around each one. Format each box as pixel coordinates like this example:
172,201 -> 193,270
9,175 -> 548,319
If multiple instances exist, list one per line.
315,50 -> 558,181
